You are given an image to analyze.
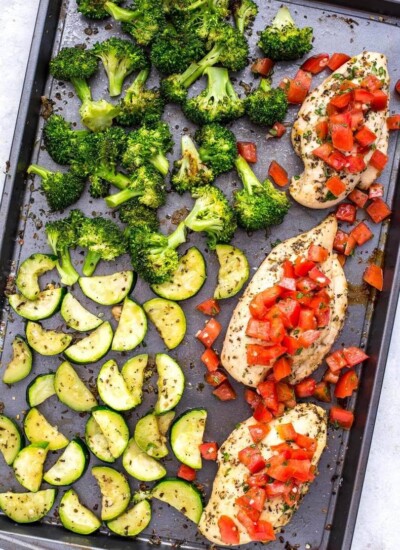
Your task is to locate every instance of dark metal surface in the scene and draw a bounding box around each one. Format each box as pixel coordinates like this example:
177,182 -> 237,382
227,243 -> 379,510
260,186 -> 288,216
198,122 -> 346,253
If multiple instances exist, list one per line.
1,0 -> 400,549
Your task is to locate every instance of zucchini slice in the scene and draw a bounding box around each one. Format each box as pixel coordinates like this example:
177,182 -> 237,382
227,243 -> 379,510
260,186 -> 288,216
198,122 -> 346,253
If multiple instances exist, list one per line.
44,438 -> 89,486
85,416 -> 115,463
92,407 -> 129,459
97,360 -> 137,411
26,321 -> 72,356
121,354 -> 149,408
122,438 -> 166,482
79,271 -> 135,306
59,489 -> 101,535
13,442 -> 49,492
157,411 -> 175,436
134,413 -> 168,459
9,287 -> 65,321
0,415 -> 23,465
143,298 -> 186,350
54,361 -> 97,412
151,247 -> 206,301
0,489 -> 56,523
152,478 -> 203,524
170,409 -> 207,469
24,408 -> 69,451
107,500 -> 151,537
3,335 -> 32,384
64,321 -> 113,364
26,374 -> 56,407
92,466 -> 131,521
154,354 -> 185,414
214,244 -> 250,299
16,254 -> 57,301
61,293 -> 102,332
111,298 -> 147,352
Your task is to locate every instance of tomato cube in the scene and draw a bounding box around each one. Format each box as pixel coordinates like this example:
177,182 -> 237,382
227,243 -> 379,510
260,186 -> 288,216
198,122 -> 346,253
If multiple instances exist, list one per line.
298,308 -> 317,331
237,142 -> 257,163
273,356 -> 292,382
329,406 -> 354,430
361,75 -> 383,91
249,285 -> 283,319
257,380 -> 279,411
370,90 -> 388,111
368,183 -> 384,199
363,264 -> 383,291
218,516 -> 240,545
329,92 -> 353,110
323,369 -> 340,384
294,377 -> 316,398
253,403 -> 273,423
369,149 -> 388,172
326,349 -> 347,373
326,150 -> 348,171
313,381 -> 332,403
268,160 -> 289,187
308,266 -> 331,287
201,348 -> 220,372
269,121 -> 286,138
387,114 -> 400,130
196,318 -> 222,348
238,446 -> 266,473
335,203 -> 357,223
366,198 -> 391,223
355,126 -> 377,147
178,464 -> 196,481
315,120 -> 328,140
276,422 -> 297,441
252,520 -> 276,542
334,369 -> 359,398
308,244 -> 329,263
287,70 -> 312,104
196,298 -> 220,316
236,487 -> 266,513
344,234 -> 357,256
205,369 -> 227,387
249,422 -> 270,444
301,53 -> 330,74
213,381 -> 237,401
348,188 -> 368,208
313,143 -> 333,161
326,175 -> 346,197
246,318 -> 271,341
331,124 -> 354,152
200,442 -> 218,461
342,346 -> 369,366
327,53 -> 351,71
251,58 -> 274,76
350,221 -> 373,246
333,230 -> 349,254
247,344 -> 286,366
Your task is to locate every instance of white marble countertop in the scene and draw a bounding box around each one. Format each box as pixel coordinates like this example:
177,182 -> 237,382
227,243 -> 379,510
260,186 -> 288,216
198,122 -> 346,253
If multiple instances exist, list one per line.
0,1 -> 399,549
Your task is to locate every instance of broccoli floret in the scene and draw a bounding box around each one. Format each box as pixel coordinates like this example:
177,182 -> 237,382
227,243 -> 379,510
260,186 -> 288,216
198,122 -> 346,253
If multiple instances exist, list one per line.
172,135 -> 214,194
43,115 -> 88,165
128,222 -> 187,284
122,122 -> 173,176
78,216 -> 126,276
169,0 -> 229,17
231,0 -> 258,34
233,155 -> 290,231
116,68 -> 164,126
79,99 -> 121,133
258,6 -> 313,61
184,185 -> 237,249
105,165 -> 166,209
119,199 -> 160,232
160,63 -> 204,104
27,165 -> 85,212
195,123 -> 237,176
45,210 -> 85,285
245,78 -> 288,127
76,0 -> 123,19
88,176 -> 110,199
183,66 -> 244,125
93,38 -> 147,97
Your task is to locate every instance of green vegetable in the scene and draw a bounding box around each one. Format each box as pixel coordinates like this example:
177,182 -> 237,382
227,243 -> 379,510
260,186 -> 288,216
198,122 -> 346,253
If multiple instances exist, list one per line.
231,0 -> 258,34
27,165 -> 85,211
118,199 -> 160,232
195,123 -> 237,177
245,78 -> 288,127
43,115 -> 88,165
105,165 -> 166,209
171,134 -> 214,194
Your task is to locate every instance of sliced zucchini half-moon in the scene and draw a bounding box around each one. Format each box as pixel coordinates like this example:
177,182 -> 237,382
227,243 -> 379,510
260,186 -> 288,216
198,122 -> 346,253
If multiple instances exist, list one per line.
143,298 -> 186,350
214,244 -> 250,299
13,442 -> 49,493
60,293 -> 102,332
107,500 -> 152,537
0,415 -> 23,465
59,489 -> 101,535
44,438 -> 89,486
64,321 -> 113,364
54,361 -> 97,412
79,271 -> 136,306
152,478 -> 203,524
154,354 -> 185,415
170,409 -> 207,470
24,408 -> 68,451
120,354 -> 149,409
16,253 -> 57,301
0,489 -> 57,523
111,298 -> 147,352
26,321 -> 72,356
9,287 -> 65,321
26,373 -> 56,407
91,407 -> 129,459
92,466 -> 131,521
3,335 -> 32,385
134,413 -> 168,459
97,360 -> 138,411
85,416 -> 115,464
122,438 -> 166,482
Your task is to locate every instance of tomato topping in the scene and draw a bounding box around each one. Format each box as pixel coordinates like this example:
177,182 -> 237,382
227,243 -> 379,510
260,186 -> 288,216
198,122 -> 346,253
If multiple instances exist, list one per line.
366,198 -> 391,223
313,381 -> 331,403
199,442 -> 218,461
268,160 -> 289,187
333,230 -> 349,254
295,433 -> 317,452
249,422 -> 270,444
329,406 -> 354,430
340,80 -> 358,91
247,344 -> 286,366
301,53 -> 330,74
213,381 -> 237,401
308,266 -> 331,287
325,175 -> 346,197
296,277 -> 317,294
201,348 -> 220,372
236,487 -> 266,512
363,264 -> 383,291
245,388 -> 262,410
282,334 -> 302,355
294,256 -> 316,277
238,446 -> 266,474
273,356 -> 292,382
369,149 -> 388,172
205,369 -> 227,387
298,329 -> 320,349
252,520 -> 276,542
326,349 -> 347,373
247,469 -> 269,488
257,380 -> 279,411
350,221 -> 373,246
335,203 -> 357,223
287,69 -> 312,104
335,369 -> 359,398
298,308 -> 317,331
236,508 -> 257,536
276,298 -> 301,328
313,142 -> 333,161
348,188 -> 368,208
249,285 -> 283,319
387,114 -> 400,130
342,346 -> 368,366
370,90 -> 388,111
355,125 -> 377,147
368,183 -> 384,199
361,74 -> 383,91
346,155 -> 367,174
323,369 -> 340,384
218,515 -> 240,545
353,88 -> 374,105
246,318 -> 271,341
326,149 -> 348,171
264,480 -> 292,497
279,277 -> 297,291
196,318 -> 222,348
277,422 -> 297,441
344,234 -> 357,256
196,298 -> 220,316
315,120 -> 329,140
337,254 -> 346,267
177,464 -> 196,481
329,91 -> 353,110
276,381 -> 296,404
307,244 -> 329,263
294,377 -> 316,398
269,317 -> 286,343
253,403 -> 273,423
278,77 -> 291,93
348,108 -> 365,131
237,142 -> 257,163
327,53 -> 351,71
282,259 -> 295,278
269,121 -> 286,138
331,124 -> 354,152
251,57 -> 274,76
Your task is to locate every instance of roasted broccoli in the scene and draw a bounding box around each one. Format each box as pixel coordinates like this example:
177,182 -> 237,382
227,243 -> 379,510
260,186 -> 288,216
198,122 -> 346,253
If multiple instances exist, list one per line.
88,177 -> 111,199
245,78 -> 288,127
45,210 -> 85,285
171,135 -> 214,194
105,165 -> 166,209
258,6 -> 313,61
233,155 -> 290,231
78,216 -> 126,276
27,165 -> 85,212
184,185 -> 237,249
195,123 -> 237,176
128,222 -> 187,284
93,37 -> 147,97
76,0 -> 123,19
119,199 -> 160,232
160,62 -> 205,104
122,122 -> 173,176
116,68 -> 164,126
231,0 -> 258,34
43,115 -> 88,165
168,0 -> 230,18
183,66 -> 244,125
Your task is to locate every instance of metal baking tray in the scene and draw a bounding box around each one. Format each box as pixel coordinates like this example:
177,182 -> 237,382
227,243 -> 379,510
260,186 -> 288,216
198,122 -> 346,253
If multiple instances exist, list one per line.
1,0 -> 400,548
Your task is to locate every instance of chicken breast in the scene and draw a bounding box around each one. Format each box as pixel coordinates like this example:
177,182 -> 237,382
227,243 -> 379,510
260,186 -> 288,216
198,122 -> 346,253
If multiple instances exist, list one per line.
290,51 -> 389,208
221,215 -> 348,387
198,403 -> 327,546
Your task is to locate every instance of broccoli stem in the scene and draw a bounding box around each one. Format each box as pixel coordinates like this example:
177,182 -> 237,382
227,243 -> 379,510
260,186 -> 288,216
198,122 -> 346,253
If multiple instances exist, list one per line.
57,249 -> 80,286
106,56 -> 129,97
184,200 -> 222,233
125,68 -> 150,98
166,222 -> 187,250
27,165 -> 51,179
259,78 -> 272,92
82,250 -> 101,276
272,6 -> 295,29
71,77 -> 92,103
105,2 -> 140,22
202,67 -> 232,103
150,153 -> 169,176
235,155 -> 261,195
183,0 -> 208,11
105,188 -> 143,208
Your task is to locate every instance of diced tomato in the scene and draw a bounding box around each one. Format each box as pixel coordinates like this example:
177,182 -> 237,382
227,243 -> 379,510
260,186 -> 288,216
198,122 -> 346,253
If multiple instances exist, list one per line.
340,80 -> 358,91
363,264 -> 383,291
205,369 -> 227,387
296,277 -> 317,294
346,155 -> 366,174
348,188 -> 368,208
329,91 -> 353,110
269,121 -> 286,138
366,198 -> 391,223
196,298 -> 220,316
335,369 -> 359,398
323,368 -> 340,384
246,318 -> 271,341
247,469 -> 269,488
199,442 -> 218,461
268,160 -> 289,187
264,454 -> 290,481
298,308 -> 317,331
236,508 -> 257,537
342,346 -> 369,366
196,318 -> 222,348
252,520 -> 276,542
247,344 -> 286,366
278,77 -> 291,93
279,277 -> 297,291
273,356 -> 292,382
282,334 -> 302,355
355,126 -> 377,147
245,388 -> 262,410
331,124 -> 354,152
178,464 -> 196,481
257,380 -> 279,411
237,142 -> 257,163
277,422 -> 297,441
329,111 -> 352,126
313,381 -> 331,403
249,285 -> 283,319
295,433 -> 317,453
253,403 -> 273,423
307,244 -> 329,263
236,487 -> 266,513
361,74 -> 383,91
350,221 -> 373,246
325,175 -> 346,197
300,53 -> 329,74
238,446 -> 266,474
298,329 -> 320,349
308,266 -> 331,287
282,259 -> 295,278
396,79 -> 400,96
287,69 -> 312,104
369,149 -> 388,172
348,108 -> 365,131
369,183 -> 384,199
294,256 -> 316,277
326,149 -> 348,171
344,234 -> 357,256
201,348 -> 220,372
251,57 -> 274,76
276,381 -> 295,404
269,317 -> 286,344
218,515 -> 240,545
326,349 -> 347,373
387,114 -> 400,130
370,90 -> 388,111
313,142 -> 333,162
265,480 -> 292,497
213,381 -> 237,401
335,203 -> 357,223
353,88 -> 374,105
249,422 -> 270,444
337,254 -> 346,267
327,53 -> 351,71
333,230 -> 349,254
315,120 -> 328,140
294,377 -> 316,398
272,402 -> 285,418
276,298 -> 301,328
329,406 -> 354,430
